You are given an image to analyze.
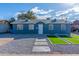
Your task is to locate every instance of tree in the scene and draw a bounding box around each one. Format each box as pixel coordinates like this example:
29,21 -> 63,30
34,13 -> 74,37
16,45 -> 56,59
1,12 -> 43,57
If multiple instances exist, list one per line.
46,18 -> 50,20
17,11 -> 36,21
9,17 -> 15,22
17,13 -> 26,20
8,17 -> 15,29
26,11 -> 36,20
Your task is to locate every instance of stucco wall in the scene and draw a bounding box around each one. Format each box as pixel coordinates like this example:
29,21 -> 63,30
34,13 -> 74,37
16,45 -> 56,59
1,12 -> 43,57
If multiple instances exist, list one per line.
0,24 -> 10,33
10,23 -> 71,36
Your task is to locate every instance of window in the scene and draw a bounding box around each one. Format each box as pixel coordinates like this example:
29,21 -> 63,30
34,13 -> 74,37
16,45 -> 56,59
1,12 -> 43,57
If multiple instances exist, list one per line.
49,24 -> 53,30
29,24 -> 34,30
61,23 -> 66,31
17,24 -> 23,30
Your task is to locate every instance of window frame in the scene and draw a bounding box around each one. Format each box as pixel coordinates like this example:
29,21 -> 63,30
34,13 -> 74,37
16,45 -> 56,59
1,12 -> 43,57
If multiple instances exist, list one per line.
61,23 -> 66,31
49,24 -> 53,30
17,24 -> 23,30
29,24 -> 34,30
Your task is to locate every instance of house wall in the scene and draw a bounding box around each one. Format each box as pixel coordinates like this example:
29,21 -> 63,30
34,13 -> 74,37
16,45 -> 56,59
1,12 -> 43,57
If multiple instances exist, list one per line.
11,24 -> 36,34
53,23 -> 71,36
10,22 -> 71,36
0,24 -> 10,33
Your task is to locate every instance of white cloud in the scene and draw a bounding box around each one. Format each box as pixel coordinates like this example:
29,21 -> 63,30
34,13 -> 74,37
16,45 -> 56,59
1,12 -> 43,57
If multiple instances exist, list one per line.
15,12 -> 21,16
30,7 -> 53,19
15,5 -> 79,20
68,13 -> 72,16
36,14 -> 52,19
56,5 -> 79,17
74,13 -> 79,15
15,7 -> 53,20
31,7 -> 53,14
56,9 -> 72,17
71,5 -> 79,12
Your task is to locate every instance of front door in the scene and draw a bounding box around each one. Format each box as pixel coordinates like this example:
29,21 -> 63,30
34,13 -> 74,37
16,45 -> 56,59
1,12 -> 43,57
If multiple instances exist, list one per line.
38,24 -> 43,34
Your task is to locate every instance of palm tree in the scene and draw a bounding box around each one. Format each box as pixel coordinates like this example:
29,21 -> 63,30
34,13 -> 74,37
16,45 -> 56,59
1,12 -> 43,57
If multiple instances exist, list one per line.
17,11 -> 36,21
26,11 -> 36,20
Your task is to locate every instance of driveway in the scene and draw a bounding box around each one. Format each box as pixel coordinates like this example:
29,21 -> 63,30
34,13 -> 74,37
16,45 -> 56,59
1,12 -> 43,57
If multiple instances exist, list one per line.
0,34 -> 35,55
0,34 -> 52,55
1,34 -> 79,55
0,38 -> 35,55
53,44 -> 79,54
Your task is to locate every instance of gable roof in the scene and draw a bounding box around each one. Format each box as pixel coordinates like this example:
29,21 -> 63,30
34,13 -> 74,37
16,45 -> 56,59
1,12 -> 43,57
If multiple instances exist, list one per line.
10,19 -> 70,24
10,19 -> 52,24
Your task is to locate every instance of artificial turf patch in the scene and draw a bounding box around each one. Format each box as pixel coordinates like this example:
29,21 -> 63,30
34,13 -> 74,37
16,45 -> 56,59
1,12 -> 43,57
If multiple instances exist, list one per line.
71,34 -> 79,39
48,36 -> 68,44
64,34 -> 79,44
48,34 -> 79,44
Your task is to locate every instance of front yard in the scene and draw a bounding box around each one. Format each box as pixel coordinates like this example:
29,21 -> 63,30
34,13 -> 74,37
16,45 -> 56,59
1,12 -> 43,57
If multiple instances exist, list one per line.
48,33 -> 79,44
48,36 -> 67,44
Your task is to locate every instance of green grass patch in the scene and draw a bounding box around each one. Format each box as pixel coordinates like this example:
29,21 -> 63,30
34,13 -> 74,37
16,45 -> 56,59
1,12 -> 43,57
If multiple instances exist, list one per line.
62,34 -> 79,44
66,38 -> 79,44
48,34 -> 79,44
48,36 -> 68,44
61,34 -> 79,44
71,34 -> 79,39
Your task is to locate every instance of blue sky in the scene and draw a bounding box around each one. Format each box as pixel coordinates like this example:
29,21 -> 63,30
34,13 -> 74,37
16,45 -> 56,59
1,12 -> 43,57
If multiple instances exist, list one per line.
0,3 -> 79,21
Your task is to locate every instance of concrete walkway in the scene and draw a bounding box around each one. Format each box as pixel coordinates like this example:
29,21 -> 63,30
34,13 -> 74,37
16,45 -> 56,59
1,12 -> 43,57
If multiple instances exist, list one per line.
32,38 -> 51,53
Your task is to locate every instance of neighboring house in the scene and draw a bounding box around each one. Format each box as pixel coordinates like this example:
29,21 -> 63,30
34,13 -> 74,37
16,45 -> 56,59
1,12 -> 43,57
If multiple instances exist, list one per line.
71,20 -> 79,32
10,19 -> 71,37
0,20 -> 10,33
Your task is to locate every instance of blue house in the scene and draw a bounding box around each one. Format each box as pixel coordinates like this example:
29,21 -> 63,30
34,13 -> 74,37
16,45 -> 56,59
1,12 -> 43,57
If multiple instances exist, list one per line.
10,19 -> 71,36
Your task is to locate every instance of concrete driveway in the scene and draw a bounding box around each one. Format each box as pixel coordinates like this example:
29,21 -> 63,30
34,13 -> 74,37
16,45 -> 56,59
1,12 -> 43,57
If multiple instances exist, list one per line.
0,34 -> 52,55
0,38 -> 35,55
0,34 -> 35,55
